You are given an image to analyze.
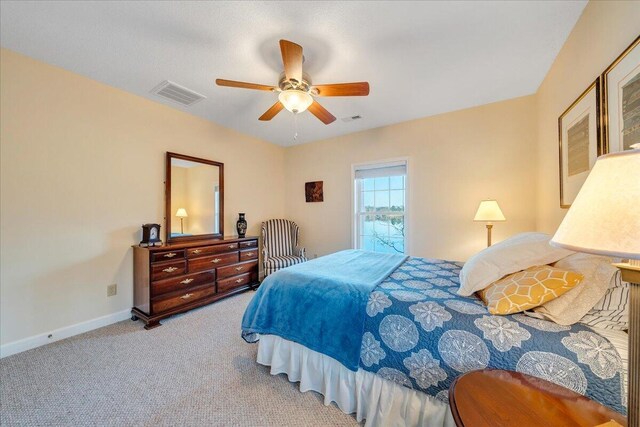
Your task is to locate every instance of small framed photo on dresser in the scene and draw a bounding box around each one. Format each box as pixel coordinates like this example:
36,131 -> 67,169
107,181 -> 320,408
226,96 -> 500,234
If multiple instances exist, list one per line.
558,78 -> 601,208
602,36 -> 640,154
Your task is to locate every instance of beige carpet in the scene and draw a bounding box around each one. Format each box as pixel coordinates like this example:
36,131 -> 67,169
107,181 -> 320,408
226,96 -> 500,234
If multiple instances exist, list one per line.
0,292 -> 358,426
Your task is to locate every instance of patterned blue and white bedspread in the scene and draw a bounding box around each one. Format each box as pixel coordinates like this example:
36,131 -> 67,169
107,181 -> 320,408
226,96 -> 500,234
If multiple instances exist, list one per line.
360,257 -> 627,414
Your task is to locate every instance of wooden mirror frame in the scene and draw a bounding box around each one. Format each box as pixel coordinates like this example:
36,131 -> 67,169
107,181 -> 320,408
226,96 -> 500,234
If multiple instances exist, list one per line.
165,152 -> 224,243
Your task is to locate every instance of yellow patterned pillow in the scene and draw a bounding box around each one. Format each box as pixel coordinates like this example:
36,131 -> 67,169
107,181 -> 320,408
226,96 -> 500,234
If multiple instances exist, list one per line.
478,266 -> 583,315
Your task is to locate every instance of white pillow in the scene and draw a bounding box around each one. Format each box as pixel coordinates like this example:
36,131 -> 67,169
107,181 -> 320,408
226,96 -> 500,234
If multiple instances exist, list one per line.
458,232 -> 574,296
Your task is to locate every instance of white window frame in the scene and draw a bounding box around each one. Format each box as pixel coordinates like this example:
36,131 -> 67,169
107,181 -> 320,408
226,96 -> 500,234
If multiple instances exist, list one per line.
351,157 -> 410,255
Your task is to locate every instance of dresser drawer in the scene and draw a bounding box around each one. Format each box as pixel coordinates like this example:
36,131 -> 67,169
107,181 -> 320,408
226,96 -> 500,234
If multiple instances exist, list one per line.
189,252 -> 239,273
150,249 -> 185,263
239,240 -> 258,249
186,243 -> 239,258
152,270 -> 215,297
150,260 -> 187,281
151,285 -> 215,313
217,260 -> 258,280
217,272 -> 252,293
239,248 -> 258,261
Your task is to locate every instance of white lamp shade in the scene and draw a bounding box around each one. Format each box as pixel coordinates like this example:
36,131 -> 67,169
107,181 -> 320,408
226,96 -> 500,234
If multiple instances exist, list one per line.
175,208 -> 188,218
551,149 -> 640,259
474,200 -> 506,222
278,90 -> 313,113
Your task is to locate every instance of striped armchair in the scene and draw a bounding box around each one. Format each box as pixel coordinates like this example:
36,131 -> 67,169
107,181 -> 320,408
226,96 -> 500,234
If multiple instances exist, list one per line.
261,219 -> 307,277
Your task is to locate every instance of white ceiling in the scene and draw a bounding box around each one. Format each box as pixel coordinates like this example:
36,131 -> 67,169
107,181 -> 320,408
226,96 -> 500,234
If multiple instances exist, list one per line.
0,1 -> 586,146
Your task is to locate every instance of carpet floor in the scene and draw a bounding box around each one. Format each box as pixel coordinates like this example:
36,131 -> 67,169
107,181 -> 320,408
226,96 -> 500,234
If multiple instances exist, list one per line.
0,292 -> 358,426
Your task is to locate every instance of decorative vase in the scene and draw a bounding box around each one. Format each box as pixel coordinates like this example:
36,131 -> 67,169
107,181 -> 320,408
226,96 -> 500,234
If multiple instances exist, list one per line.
236,213 -> 247,237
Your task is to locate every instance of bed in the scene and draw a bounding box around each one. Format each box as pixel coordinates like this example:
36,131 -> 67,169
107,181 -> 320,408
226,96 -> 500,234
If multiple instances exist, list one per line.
242,250 -> 628,426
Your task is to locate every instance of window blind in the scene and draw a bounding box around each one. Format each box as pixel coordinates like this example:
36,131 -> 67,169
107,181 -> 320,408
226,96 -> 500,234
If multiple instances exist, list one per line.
354,161 -> 407,179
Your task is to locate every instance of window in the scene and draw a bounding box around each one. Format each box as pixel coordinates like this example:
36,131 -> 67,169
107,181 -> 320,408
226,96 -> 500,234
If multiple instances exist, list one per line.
353,160 -> 407,254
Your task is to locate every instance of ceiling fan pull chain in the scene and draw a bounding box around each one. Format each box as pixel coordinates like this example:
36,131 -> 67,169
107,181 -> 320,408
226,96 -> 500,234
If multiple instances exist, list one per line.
293,113 -> 298,141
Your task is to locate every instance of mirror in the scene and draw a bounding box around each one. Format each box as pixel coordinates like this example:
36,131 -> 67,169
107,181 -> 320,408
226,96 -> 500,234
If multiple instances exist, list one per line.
165,152 -> 224,243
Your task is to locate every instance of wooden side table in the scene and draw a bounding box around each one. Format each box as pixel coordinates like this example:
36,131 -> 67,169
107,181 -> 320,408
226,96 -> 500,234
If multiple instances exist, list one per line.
449,369 -> 626,427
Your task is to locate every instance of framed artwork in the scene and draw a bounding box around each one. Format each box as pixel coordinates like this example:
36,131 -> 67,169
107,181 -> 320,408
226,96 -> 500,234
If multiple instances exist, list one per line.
602,36 -> 640,154
305,181 -> 323,202
558,78 -> 601,208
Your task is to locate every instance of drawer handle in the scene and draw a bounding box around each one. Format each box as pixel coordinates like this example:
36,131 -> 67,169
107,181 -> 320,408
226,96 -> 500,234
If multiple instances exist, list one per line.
193,249 -> 202,254
180,278 -> 194,284
180,293 -> 194,300
228,245 -> 235,248
245,252 -> 254,257
164,252 -> 177,258
211,258 -> 222,263
162,267 -> 178,273
235,267 -> 244,271
235,278 -> 244,283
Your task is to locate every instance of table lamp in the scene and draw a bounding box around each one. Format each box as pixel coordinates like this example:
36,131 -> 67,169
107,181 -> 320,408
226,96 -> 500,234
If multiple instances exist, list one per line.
550,148 -> 639,427
474,199 -> 506,247
175,208 -> 188,234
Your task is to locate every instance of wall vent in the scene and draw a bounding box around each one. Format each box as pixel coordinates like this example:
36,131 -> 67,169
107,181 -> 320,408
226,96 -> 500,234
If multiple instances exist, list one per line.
341,115 -> 362,123
151,80 -> 206,106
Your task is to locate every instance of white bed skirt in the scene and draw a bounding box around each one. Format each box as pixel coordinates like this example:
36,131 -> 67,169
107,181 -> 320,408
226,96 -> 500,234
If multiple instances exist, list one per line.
257,334 -> 455,427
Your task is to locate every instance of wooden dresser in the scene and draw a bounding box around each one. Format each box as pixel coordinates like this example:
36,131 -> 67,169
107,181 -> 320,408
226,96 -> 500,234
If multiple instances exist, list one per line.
132,236 -> 259,329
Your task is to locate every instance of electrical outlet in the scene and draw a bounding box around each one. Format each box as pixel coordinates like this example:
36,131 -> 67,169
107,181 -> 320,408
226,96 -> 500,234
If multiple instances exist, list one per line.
107,284 -> 117,297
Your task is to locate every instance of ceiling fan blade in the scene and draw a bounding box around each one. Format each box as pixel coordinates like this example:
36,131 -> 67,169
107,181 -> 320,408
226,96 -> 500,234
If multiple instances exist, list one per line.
258,101 -> 284,121
313,82 -> 370,97
279,40 -> 303,84
216,79 -> 276,92
307,100 -> 336,125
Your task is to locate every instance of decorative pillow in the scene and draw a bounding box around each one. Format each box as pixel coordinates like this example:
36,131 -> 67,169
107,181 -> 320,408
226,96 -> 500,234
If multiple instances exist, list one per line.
580,271 -> 629,331
531,253 -> 618,325
478,265 -> 583,315
458,232 -> 574,296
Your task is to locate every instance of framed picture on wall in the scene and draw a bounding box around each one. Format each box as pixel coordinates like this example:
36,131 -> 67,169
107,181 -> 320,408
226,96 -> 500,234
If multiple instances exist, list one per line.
602,36 -> 640,154
558,78 -> 601,208
305,181 -> 324,202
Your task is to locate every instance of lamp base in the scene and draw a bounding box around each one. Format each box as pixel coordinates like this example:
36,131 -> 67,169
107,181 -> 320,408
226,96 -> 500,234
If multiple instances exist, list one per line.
613,262 -> 640,427
485,224 -> 493,247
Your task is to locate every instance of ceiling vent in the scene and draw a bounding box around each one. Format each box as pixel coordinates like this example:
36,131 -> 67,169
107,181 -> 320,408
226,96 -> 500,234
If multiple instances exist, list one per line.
341,115 -> 362,123
151,80 -> 206,106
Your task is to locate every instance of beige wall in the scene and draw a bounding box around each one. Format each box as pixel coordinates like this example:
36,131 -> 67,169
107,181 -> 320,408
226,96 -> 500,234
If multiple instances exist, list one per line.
535,1 -> 640,233
0,49 -> 286,345
284,95 -> 538,262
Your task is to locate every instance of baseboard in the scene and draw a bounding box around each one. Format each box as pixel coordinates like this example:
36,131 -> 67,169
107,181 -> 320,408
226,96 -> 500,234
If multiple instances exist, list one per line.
0,309 -> 132,358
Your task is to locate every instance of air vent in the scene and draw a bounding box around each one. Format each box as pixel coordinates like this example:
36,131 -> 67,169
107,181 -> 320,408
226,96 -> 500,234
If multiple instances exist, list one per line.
341,115 -> 362,123
151,81 -> 206,106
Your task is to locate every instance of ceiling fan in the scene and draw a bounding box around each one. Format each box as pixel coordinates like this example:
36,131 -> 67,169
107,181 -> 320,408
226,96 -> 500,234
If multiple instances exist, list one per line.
216,39 -> 370,125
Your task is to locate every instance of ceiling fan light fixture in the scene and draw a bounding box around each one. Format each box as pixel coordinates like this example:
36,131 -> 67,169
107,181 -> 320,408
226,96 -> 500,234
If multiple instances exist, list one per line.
217,40 -> 366,125
278,89 -> 313,114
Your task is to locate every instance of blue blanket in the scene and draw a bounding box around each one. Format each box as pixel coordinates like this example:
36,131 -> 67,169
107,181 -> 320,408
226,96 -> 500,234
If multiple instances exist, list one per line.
241,250 -> 408,370
360,257 -> 627,414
